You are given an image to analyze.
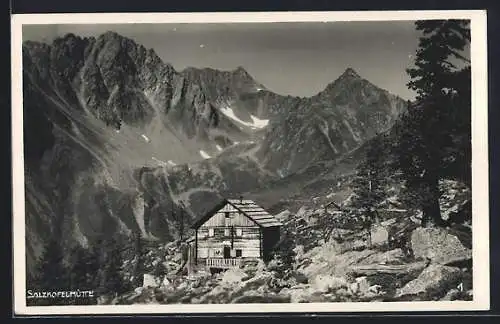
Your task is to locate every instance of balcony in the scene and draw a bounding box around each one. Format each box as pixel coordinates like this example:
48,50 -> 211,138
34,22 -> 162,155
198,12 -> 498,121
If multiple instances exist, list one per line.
205,258 -> 241,269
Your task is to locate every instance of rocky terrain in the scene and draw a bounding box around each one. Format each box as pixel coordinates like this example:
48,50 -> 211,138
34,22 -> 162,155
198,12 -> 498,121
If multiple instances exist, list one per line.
22,31 -> 407,274
102,178 -> 472,305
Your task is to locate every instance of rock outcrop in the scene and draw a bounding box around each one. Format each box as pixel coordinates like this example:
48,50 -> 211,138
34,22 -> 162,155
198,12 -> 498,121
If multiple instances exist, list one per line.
411,227 -> 472,265
395,264 -> 463,300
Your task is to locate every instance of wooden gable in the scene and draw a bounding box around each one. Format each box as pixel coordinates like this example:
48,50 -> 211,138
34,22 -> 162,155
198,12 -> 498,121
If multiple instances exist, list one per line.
199,202 -> 258,228
191,198 -> 282,230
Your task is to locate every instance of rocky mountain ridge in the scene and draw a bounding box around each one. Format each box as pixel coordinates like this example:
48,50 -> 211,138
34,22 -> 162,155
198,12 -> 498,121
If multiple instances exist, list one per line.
255,67 -> 407,176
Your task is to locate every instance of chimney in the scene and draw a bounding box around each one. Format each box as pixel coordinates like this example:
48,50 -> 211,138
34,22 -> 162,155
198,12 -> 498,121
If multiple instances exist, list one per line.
240,195 -> 243,203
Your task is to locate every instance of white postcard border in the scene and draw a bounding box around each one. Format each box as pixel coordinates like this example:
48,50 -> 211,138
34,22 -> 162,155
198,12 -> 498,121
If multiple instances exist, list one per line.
11,10 -> 489,315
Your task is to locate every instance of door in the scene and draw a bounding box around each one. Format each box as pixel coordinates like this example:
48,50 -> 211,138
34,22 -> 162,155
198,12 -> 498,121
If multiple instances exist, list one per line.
223,246 -> 231,258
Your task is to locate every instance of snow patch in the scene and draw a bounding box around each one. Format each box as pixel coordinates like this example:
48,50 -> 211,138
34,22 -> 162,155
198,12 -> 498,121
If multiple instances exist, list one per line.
220,106 -> 269,129
343,120 -> 362,143
199,150 -> 211,159
216,145 -> 223,152
141,134 -> 150,143
167,160 -> 176,166
318,121 -> 339,154
250,115 -> 269,128
152,157 -> 167,167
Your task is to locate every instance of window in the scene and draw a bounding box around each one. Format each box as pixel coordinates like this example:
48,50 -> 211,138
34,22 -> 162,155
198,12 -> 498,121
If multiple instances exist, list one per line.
236,228 -> 243,237
225,212 -> 230,219
236,249 -> 242,257
224,228 -> 230,236
208,228 -> 214,237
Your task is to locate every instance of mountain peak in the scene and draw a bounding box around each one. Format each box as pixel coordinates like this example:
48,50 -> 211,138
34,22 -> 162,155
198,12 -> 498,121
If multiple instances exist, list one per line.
99,30 -> 123,40
340,67 -> 361,79
233,66 -> 250,76
319,67 -> 364,96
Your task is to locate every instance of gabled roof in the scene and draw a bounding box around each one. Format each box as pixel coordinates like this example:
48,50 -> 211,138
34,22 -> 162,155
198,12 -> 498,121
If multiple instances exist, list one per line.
191,198 -> 282,229
325,200 -> 343,210
227,199 -> 283,228
184,235 -> 196,243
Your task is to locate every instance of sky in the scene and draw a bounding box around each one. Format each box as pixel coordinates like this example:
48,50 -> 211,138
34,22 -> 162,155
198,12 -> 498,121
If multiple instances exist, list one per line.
23,22 -> 423,100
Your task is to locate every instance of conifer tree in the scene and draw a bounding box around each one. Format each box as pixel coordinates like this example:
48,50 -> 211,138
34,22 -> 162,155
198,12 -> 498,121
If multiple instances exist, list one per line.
271,227 -> 296,270
393,19 -> 471,227
30,238 -> 69,305
68,244 -> 97,289
91,237 -> 105,288
131,231 -> 144,288
152,260 -> 167,284
351,134 -> 389,244
96,234 -> 127,298
68,243 -> 99,304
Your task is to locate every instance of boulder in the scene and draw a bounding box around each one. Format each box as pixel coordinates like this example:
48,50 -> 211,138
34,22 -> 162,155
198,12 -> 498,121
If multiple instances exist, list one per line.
395,264 -> 462,299
143,274 -> 157,288
221,268 -> 248,284
329,228 -> 356,240
411,227 -> 472,265
177,281 -> 188,290
351,281 -> 385,300
338,238 -> 368,253
276,210 -> 291,222
295,206 -> 308,219
301,247 -> 376,278
161,277 -> 171,287
369,284 -> 383,294
241,272 -> 273,291
125,291 -> 144,303
442,204 -> 460,221
357,248 -> 406,265
349,276 -> 370,295
440,288 -> 460,301
97,295 -> 113,305
335,287 -> 352,297
282,285 -> 322,303
381,218 -> 397,227
296,206 -> 316,224
311,274 -> 348,293
370,225 -> 389,247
